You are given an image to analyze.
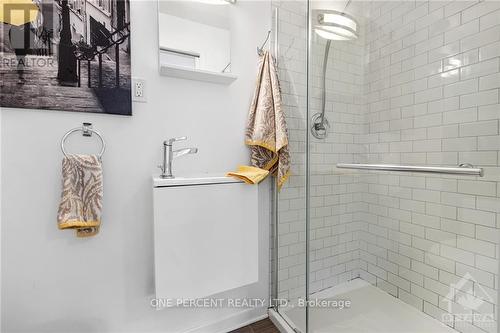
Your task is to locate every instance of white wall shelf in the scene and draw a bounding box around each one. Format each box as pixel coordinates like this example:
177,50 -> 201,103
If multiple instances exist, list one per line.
160,63 -> 237,85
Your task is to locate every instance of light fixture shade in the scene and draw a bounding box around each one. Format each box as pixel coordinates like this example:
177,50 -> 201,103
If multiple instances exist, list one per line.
195,0 -> 235,4
321,25 -> 357,39
314,10 -> 358,41
321,13 -> 357,31
314,28 -> 351,41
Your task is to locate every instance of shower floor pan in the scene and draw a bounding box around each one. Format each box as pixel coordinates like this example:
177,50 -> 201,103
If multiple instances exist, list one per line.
278,278 -> 457,333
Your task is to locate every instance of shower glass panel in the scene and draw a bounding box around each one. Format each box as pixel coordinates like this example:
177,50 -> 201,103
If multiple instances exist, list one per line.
275,1 -> 500,333
273,1 -> 500,333
306,1 -> 367,332
273,0 -> 308,331
337,1 -> 500,332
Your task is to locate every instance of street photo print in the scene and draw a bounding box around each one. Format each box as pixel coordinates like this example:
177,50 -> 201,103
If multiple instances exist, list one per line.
0,0 -> 131,115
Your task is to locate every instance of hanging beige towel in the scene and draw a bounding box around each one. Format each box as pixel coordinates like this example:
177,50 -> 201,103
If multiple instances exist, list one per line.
245,51 -> 290,190
57,155 -> 103,238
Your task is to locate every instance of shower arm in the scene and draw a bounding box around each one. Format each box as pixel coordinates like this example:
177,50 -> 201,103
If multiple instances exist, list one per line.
311,39 -> 332,139
312,0 -> 354,139
318,39 -> 331,127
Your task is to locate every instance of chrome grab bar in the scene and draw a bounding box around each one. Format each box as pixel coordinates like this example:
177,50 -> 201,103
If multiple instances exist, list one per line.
336,163 -> 484,177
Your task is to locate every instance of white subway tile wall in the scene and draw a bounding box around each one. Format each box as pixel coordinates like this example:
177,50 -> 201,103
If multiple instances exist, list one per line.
274,1 -> 500,333
362,2 -> 499,332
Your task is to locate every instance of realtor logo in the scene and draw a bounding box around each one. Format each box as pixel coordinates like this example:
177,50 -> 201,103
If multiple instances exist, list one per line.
441,273 -> 495,325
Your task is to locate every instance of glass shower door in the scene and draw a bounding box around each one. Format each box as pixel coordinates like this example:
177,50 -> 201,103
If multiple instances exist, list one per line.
273,1 -> 499,333
304,1 -> 500,333
306,1 -> 367,332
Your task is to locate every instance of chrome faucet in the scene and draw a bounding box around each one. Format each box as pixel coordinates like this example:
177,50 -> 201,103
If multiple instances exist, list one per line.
158,137 -> 198,179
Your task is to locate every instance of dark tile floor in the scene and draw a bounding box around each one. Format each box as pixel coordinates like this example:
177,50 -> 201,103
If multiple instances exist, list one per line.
229,318 -> 280,333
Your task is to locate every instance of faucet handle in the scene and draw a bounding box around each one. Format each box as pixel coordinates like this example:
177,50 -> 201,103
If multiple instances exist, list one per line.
165,136 -> 187,145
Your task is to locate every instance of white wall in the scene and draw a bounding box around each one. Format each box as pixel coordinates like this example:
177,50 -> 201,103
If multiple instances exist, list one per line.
0,1 -> 271,332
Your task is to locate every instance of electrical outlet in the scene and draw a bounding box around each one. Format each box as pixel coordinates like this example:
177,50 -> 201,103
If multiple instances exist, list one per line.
135,81 -> 144,97
132,78 -> 146,102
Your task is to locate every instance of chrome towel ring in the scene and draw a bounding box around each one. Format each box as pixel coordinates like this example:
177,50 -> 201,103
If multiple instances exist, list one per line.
61,123 -> 106,160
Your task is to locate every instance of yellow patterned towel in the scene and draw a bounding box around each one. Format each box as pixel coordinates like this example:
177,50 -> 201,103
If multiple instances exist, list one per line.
226,165 -> 270,185
245,51 -> 290,190
57,155 -> 103,238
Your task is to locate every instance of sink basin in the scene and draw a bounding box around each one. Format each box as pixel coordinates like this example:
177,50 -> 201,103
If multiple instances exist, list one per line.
153,174 -> 243,187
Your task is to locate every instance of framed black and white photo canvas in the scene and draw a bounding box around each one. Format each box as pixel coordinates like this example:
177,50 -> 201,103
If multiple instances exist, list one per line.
0,0 -> 131,115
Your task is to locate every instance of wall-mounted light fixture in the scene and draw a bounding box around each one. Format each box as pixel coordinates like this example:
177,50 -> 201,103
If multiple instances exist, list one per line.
314,10 -> 358,40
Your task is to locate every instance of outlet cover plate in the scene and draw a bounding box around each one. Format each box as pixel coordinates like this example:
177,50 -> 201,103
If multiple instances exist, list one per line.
132,78 -> 147,103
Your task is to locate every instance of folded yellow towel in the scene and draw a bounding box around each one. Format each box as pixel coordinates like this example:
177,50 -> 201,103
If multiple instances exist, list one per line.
226,165 -> 270,185
57,154 -> 103,238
